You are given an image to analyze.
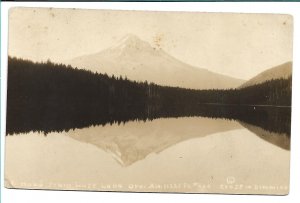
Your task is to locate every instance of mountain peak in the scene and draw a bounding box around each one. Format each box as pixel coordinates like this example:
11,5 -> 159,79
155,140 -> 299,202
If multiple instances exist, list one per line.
68,34 -> 245,90
110,34 -> 154,52
121,34 -> 143,44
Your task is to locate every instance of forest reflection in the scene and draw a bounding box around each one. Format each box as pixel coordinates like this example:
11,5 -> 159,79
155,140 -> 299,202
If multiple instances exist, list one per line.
7,103 -> 291,141
6,57 -> 291,150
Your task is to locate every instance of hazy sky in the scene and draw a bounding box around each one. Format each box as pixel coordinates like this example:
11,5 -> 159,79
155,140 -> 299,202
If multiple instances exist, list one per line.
9,8 -> 293,80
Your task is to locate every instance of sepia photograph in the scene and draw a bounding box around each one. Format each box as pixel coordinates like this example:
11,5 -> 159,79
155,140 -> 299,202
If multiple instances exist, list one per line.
4,7 -> 293,195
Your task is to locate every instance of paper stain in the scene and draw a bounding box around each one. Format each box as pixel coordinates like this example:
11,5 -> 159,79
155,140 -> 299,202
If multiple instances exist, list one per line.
153,33 -> 164,49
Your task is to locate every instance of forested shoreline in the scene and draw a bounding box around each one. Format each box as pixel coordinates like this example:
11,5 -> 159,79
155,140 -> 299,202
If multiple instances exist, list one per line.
6,57 -> 292,135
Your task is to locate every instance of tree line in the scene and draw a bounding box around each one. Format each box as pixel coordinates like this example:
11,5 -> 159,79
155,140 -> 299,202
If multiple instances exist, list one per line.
6,57 -> 291,135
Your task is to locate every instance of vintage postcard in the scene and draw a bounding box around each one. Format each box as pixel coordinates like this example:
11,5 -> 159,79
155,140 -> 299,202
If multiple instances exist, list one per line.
5,8 -> 293,195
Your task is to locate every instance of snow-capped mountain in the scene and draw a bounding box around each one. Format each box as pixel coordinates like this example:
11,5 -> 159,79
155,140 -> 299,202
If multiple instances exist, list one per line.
240,62 -> 292,89
66,34 -> 245,90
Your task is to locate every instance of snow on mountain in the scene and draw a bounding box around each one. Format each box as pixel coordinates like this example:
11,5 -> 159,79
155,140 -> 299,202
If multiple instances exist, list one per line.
66,34 -> 245,90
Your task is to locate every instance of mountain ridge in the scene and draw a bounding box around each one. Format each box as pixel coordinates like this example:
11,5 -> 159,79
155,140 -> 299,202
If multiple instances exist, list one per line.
66,34 -> 245,90
240,62 -> 292,89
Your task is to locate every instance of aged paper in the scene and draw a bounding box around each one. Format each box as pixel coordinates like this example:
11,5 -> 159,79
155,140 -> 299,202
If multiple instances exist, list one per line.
5,8 -> 293,195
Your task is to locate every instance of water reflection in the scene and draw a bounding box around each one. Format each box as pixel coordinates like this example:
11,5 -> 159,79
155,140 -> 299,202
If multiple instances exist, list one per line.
6,104 -> 291,137
239,121 -> 290,150
6,105 -> 291,152
5,117 -> 290,194
67,117 -> 241,166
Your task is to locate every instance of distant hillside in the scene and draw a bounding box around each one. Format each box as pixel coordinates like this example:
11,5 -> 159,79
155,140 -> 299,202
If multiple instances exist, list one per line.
240,62 -> 292,88
6,57 -> 291,135
66,34 -> 245,90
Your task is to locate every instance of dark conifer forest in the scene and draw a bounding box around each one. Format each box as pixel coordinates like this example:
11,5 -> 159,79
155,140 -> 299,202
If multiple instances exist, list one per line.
6,57 -> 292,135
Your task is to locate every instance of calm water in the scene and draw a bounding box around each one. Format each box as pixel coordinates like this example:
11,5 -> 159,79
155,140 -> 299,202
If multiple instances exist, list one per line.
5,117 -> 290,194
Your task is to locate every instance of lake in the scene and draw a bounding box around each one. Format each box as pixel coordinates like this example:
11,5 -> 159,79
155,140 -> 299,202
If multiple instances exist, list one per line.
5,116 -> 290,194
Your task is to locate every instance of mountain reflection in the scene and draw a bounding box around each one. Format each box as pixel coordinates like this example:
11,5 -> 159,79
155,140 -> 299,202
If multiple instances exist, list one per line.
7,104 -> 291,160
66,114 -> 290,166
239,121 -> 290,150
67,117 -> 242,166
